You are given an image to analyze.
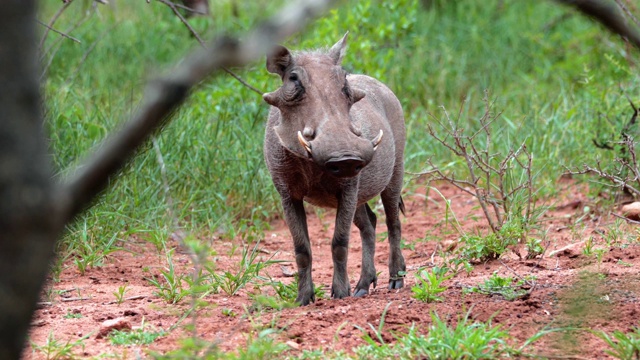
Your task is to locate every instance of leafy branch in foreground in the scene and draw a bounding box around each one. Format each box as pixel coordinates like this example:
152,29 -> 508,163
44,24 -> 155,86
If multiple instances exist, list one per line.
423,92 -> 541,261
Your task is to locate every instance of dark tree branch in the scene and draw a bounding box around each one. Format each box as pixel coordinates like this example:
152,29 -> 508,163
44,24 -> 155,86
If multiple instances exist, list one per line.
1,1 -> 57,359
555,0 -> 640,51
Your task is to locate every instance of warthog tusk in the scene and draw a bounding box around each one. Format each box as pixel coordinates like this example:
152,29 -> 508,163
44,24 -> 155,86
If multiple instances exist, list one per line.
372,129 -> 383,151
297,131 -> 312,154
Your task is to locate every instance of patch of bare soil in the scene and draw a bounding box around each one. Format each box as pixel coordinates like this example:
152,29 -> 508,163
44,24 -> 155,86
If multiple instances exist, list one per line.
25,182 -> 640,359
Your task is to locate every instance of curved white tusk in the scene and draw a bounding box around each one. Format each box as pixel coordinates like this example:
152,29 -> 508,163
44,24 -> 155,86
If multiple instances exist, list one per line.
297,131 -> 312,154
372,129 -> 383,151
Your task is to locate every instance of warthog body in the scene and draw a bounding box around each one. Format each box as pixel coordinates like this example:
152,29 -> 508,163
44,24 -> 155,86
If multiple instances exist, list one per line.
263,33 -> 406,305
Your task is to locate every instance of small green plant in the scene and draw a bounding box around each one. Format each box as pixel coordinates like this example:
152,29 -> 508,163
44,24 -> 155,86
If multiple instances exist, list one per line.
109,327 -> 166,346
618,259 -> 634,267
525,237 -> 545,259
583,236 -> 596,256
445,257 -> 474,275
593,326 -> 640,360
221,308 -> 237,317
411,266 -> 452,303
459,217 -> 526,262
113,285 -> 128,305
31,332 -> 89,360
356,302 -> 394,345
146,250 -> 189,304
71,223 -> 122,275
399,238 -> 415,251
213,241 -> 283,296
468,272 -> 531,301
269,275 -> 325,303
63,310 -> 83,319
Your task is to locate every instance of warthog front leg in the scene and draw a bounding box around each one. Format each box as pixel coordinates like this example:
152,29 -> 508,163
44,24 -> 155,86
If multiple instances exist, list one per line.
381,189 -> 406,290
353,203 -> 377,297
331,182 -> 359,299
281,196 -> 315,305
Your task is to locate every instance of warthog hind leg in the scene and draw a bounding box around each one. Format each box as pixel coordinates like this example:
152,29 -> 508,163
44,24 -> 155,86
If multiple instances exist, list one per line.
353,203 -> 377,297
382,190 -> 406,290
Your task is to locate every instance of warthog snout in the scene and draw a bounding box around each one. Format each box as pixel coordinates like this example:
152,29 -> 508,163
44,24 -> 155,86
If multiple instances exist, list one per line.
297,128 -> 384,178
324,155 -> 366,177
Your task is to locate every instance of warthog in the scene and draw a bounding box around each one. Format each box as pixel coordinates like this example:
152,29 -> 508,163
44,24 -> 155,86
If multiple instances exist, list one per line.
263,33 -> 406,305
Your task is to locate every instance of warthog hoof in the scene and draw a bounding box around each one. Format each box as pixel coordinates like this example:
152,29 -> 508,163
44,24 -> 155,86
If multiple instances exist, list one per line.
331,286 -> 351,299
388,276 -> 404,290
353,288 -> 369,297
296,292 -> 316,306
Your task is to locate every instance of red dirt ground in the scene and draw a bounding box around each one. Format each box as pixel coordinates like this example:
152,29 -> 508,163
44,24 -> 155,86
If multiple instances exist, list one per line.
25,181 -> 640,359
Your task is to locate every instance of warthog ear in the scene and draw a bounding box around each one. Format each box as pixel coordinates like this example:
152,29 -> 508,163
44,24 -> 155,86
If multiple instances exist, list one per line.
266,45 -> 292,78
329,32 -> 349,65
263,89 -> 280,107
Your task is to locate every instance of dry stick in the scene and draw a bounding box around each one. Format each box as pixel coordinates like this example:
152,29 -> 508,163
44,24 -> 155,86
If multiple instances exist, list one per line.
157,0 -> 264,95
38,0 -> 73,52
57,0 -> 338,242
614,0 -> 640,29
35,19 -> 81,43
611,212 -> 640,224
40,6 -> 95,80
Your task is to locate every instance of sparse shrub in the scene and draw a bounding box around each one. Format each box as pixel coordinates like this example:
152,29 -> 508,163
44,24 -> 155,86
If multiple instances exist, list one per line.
425,93 -> 544,262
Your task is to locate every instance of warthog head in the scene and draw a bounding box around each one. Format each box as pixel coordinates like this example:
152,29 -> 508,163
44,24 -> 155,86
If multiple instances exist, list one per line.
263,33 -> 383,178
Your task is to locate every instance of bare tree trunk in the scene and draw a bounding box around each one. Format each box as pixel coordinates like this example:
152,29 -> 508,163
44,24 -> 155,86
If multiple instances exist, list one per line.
0,1 -> 62,358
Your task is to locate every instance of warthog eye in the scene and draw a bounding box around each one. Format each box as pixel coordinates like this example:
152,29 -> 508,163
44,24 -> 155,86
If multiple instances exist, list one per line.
342,83 -> 353,103
289,73 -> 299,82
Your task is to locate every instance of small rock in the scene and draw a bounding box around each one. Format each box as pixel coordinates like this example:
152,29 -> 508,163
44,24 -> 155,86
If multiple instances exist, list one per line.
280,265 -> 296,277
442,240 -> 457,252
621,202 -> 640,221
96,317 -> 131,339
285,340 -> 300,350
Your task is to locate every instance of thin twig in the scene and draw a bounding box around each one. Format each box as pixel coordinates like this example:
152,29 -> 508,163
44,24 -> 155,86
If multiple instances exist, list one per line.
612,211 -> 640,224
60,297 -> 90,302
35,19 -> 81,43
614,0 -> 640,29
39,0 -> 73,51
156,0 -> 264,95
